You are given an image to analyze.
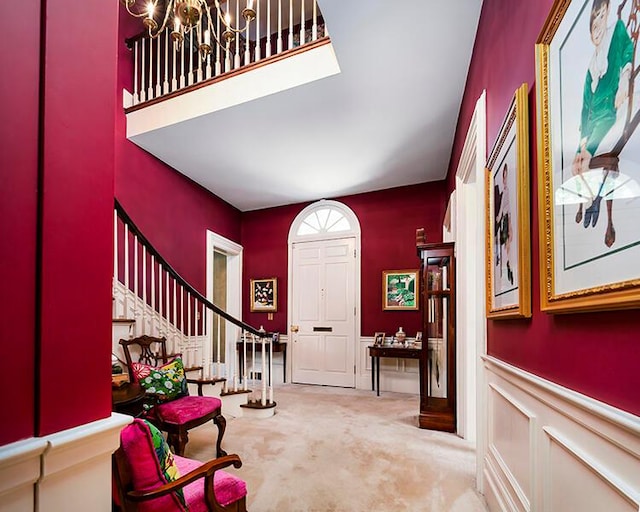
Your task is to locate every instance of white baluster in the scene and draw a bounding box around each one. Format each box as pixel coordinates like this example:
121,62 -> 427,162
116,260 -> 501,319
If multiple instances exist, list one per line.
224,40 -> 231,73
142,246 -> 147,331
312,0 -> 317,40
216,314 -> 221,377
189,35 -> 194,85
113,210 -> 118,312
151,255 -> 156,335
277,0 -> 282,54
288,0 -> 293,49
243,330 -> 248,391
133,41 -> 140,104
171,36 -> 177,91
140,38 -> 146,102
197,24 -> 204,82
234,0 -> 241,68
123,223 -> 129,314
158,266 -> 163,336
133,235 -> 139,334
148,36 -> 154,99
156,36 -> 161,97
255,0 -> 261,61
180,285 -> 185,357
172,277 -> 177,353
300,0 -> 305,46
266,0 -> 271,57
180,36 -> 186,88
187,291 -> 192,362
163,31 -> 169,94
215,13 -> 222,76
269,335 -> 274,402
261,335 -> 267,405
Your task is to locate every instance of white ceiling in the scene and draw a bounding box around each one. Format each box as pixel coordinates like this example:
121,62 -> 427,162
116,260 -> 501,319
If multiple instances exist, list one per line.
130,0 -> 483,212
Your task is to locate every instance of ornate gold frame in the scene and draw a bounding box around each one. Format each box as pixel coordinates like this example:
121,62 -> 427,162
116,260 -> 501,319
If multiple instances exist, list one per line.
485,83 -> 532,319
250,277 -> 277,312
382,270 -> 419,311
536,0 -> 640,312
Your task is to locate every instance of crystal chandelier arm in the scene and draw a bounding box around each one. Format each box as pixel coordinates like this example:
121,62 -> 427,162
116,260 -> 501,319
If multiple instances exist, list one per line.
122,0 -> 152,19
203,13 -> 229,49
213,0 -> 252,34
153,1 -> 175,36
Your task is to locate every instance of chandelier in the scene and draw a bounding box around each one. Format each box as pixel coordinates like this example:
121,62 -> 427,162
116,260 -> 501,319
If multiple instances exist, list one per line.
121,0 -> 256,57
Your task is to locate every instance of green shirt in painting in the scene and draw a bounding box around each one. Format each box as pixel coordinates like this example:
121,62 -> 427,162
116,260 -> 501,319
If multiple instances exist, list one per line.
579,19 -> 634,156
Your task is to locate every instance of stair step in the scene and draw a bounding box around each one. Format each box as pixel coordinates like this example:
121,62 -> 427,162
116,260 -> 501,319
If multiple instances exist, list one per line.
220,389 -> 252,397
113,318 -> 136,324
240,400 -> 277,410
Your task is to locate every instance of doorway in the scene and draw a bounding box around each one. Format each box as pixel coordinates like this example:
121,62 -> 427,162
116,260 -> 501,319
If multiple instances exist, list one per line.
288,200 -> 361,387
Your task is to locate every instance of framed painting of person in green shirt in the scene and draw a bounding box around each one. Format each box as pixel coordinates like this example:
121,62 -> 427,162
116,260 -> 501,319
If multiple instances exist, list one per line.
537,0 -> 640,313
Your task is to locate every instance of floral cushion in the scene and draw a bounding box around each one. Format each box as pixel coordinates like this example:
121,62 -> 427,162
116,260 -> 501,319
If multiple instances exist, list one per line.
120,419 -> 187,511
134,357 -> 188,400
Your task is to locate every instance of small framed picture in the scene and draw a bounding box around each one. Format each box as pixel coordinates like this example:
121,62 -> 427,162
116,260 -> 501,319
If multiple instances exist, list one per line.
272,332 -> 280,343
373,332 -> 386,346
250,278 -> 277,312
415,331 -> 423,342
382,270 -> 419,310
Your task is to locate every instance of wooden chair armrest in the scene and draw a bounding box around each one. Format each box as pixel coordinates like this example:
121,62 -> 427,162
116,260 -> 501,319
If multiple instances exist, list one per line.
126,454 -> 243,502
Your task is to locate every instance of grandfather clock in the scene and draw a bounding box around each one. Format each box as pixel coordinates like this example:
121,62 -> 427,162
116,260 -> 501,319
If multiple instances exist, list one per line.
416,233 -> 456,432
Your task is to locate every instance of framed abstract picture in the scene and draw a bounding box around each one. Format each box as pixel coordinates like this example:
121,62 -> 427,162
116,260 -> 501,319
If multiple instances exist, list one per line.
382,270 -> 419,310
536,0 -> 640,312
485,83 -> 532,319
250,278 -> 277,312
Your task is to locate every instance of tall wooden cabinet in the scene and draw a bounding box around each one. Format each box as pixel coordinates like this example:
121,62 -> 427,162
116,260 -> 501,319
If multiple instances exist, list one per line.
416,240 -> 456,432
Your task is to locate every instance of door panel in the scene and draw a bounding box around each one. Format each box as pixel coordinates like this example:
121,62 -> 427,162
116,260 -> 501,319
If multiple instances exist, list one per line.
291,238 -> 355,387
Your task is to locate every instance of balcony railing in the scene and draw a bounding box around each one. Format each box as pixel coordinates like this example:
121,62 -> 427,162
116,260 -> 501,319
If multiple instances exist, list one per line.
126,0 -> 326,108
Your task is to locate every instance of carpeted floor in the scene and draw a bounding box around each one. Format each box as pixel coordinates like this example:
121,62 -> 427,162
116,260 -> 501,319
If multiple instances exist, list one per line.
186,384 -> 488,512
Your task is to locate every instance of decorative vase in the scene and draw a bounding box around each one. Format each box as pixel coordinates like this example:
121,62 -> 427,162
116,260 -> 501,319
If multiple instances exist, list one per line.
395,327 -> 406,344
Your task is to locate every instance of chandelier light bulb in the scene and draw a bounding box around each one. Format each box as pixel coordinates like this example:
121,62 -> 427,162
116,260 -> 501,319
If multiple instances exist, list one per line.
146,1 -> 154,18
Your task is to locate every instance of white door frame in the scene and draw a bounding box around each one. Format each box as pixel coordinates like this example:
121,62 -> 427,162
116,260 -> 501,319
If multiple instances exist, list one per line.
206,231 -> 243,376
452,91 -> 487,492
287,200 -> 361,385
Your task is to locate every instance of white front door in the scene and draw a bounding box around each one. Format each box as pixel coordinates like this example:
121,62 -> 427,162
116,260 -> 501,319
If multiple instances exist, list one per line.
291,238 -> 356,387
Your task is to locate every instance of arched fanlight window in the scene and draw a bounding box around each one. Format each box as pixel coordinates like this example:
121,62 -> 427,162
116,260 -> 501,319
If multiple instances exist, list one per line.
289,200 -> 360,242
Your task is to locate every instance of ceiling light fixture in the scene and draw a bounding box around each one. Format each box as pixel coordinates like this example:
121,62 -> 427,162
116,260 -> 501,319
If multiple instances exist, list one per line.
121,0 -> 256,58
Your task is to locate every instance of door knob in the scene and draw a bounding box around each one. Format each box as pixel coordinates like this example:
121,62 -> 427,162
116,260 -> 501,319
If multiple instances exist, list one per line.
290,325 -> 299,333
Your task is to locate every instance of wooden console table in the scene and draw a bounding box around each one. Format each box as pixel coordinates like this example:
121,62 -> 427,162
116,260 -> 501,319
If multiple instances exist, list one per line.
237,340 -> 287,385
368,345 -> 421,396
112,382 -> 145,416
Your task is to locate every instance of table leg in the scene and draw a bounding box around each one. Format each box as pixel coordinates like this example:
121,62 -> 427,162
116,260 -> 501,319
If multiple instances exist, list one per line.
283,347 -> 287,383
376,356 -> 380,397
371,355 -> 375,391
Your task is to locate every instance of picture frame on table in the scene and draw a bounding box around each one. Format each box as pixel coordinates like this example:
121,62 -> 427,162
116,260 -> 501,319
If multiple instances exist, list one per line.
415,331 -> 423,342
250,277 -> 278,312
485,83 -> 532,319
373,332 -> 386,346
536,0 -> 640,312
382,270 -> 419,310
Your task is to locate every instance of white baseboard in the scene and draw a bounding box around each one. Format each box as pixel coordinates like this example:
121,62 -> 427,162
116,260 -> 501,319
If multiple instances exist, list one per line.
482,355 -> 640,512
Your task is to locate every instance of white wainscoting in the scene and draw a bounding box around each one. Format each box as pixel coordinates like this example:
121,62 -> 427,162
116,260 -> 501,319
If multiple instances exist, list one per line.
0,413 -> 132,512
482,356 -> 640,512
356,338 -> 420,394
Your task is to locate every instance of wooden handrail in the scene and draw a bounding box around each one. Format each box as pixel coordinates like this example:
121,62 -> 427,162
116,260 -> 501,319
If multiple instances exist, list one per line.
114,199 -> 264,337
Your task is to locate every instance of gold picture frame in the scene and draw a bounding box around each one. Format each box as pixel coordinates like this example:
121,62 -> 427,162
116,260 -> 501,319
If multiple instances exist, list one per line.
536,0 -> 640,313
250,278 -> 277,312
485,83 -> 532,319
382,270 -> 419,310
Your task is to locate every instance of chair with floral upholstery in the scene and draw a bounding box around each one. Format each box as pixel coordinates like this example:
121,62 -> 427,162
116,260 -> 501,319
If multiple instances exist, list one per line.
113,418 -> 247,512
119,335 -> 226,457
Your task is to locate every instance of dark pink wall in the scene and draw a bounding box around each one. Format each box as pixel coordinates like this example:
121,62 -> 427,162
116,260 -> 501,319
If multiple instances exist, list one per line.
115,11 -> 241,293
242,182 -> 447,337
0,0 -> 39,445
448,0 -> 640,415
37,0 -> 119,436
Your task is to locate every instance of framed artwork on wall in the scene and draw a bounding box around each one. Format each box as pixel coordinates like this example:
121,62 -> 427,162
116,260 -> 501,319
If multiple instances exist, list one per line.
382,270 -> 419,310
485,83 -> 532,319
536,0 -> 640,313
250,278 -> 277,312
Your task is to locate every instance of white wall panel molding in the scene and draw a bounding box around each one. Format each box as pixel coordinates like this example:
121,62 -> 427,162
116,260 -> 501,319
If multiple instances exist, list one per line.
482,355 -> 640,512
542,427 -> 640,512
487,383 -> 536,512
0,438 -> 48,512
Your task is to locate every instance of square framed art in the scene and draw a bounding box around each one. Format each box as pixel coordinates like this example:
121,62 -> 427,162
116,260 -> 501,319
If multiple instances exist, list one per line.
250,278 -> 277,312
382,270 -> 419,310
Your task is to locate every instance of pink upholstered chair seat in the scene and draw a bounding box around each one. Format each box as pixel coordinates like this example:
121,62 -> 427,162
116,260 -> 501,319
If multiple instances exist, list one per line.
147,396 -> 223,424
174,455 -> 247,511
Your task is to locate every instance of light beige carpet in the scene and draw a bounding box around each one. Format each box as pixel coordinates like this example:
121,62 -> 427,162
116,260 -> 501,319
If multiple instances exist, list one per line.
186,384 -> 487,512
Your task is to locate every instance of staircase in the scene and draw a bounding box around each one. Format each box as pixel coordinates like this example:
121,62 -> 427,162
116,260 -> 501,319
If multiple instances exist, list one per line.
112,200 -> 276,417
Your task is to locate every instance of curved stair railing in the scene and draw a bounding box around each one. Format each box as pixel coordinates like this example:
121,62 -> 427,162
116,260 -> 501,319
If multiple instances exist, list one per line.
113,199 -> 275,408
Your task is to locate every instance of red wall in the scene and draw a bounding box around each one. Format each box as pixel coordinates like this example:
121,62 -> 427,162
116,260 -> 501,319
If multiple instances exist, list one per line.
115,11 -> 241,293
448,0 -> 640,415
37,0 -> 119,436
0,0 -> 39,445
242,182 -> 447,337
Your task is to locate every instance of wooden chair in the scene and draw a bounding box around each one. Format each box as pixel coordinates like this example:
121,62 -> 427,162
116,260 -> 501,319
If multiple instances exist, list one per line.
113,419 -> 247,512
119,335 -> 226,457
